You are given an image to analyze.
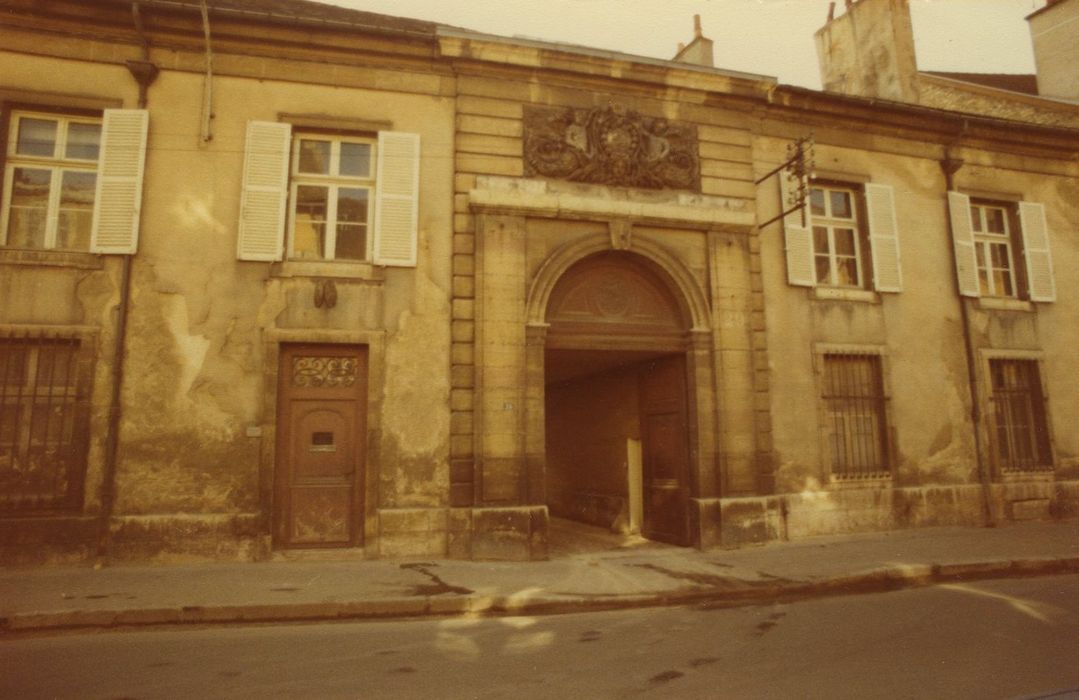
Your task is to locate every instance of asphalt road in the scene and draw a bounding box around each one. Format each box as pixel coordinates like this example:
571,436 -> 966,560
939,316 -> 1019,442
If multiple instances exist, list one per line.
3,574 -> 1078,699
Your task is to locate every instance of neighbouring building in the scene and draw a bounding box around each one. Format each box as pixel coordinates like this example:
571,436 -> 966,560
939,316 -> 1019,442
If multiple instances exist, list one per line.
0,0 -> 1076,565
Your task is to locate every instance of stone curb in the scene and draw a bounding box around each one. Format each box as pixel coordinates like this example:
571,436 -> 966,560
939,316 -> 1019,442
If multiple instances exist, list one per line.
3,555 -> 1077,635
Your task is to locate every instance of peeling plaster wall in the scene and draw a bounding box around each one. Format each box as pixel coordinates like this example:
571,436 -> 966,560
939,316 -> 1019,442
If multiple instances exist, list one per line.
0,34 -> 454,561
754,122 -> 1079,539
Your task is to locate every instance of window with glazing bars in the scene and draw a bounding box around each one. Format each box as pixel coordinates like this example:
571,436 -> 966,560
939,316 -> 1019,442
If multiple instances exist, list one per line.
822,354 -> 889,478
0,338 -> 89,513
989,359 -> 1052,473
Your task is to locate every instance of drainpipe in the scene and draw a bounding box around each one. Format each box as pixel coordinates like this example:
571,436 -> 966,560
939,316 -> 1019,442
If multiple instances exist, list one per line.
940,142 -> 996,528
125,1 -> 159,108
96,255 -> 133,560
198,0 -> 214,144
96,1 -> 157,561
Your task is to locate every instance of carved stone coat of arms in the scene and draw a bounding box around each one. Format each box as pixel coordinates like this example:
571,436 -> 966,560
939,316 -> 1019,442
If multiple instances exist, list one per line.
523,104 -> 700,191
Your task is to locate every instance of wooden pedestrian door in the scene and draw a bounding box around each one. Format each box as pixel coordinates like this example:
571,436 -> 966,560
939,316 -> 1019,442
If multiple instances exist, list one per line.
275,344 -> 367,548
640,355 -> 691,545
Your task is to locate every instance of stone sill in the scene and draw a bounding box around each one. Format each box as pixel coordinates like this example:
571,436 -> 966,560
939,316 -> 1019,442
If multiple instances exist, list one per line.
811,286 -> 880,304
0,247 -> 104,270
976,296 -> 1034,312
270,260 -> 385,283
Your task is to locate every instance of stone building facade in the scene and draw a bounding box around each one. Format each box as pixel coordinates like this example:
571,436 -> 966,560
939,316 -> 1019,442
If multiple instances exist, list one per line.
1,0 -> 1076,564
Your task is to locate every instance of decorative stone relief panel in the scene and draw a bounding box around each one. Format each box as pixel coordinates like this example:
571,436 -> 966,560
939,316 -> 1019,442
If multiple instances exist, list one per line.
523,104 -> 700,191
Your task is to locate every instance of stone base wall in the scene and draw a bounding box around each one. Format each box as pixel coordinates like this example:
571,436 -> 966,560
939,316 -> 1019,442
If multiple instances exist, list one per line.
105,513 -> 268,563
712,479 -> 1079,548
0,516 -> 100,566
378,508 -> 449,558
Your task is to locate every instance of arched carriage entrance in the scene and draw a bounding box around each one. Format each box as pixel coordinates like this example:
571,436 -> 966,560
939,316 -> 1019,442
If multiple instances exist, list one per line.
542,251 -> 693,545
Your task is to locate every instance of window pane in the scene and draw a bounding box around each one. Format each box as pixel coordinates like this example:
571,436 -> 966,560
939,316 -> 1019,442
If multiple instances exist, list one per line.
813,226 -> 829,254
7,168 -> 52,248
292,185 -> 328,259
974,243 -> 986,267
970,207 -> 981,232
0,347 -> 29,387
834,228 -> 856,256
298,140 -> 331,175
994,270 -> 1013,297
830,190 -> 852,219
16,118 -> 57,157
815,255 -> 832,285
984,207 -> 1006,234
336,188 -> 368,224
339,142 -> 371,177
836,258 -> 859,286
65,123 -> 102,161
35,345 -> 76,388
334,224 -> 367,261
809,188 -> 825,217
56,171 -> 96,250
989,242 -> 1010,268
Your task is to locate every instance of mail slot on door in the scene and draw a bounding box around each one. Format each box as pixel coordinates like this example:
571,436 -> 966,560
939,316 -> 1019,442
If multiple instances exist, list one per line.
310,431 -> 336,453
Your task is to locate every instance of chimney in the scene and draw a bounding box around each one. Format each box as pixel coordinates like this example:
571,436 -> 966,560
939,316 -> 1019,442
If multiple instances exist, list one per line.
673,14 -> 714,68
814,0 -> 920,102
1027,0 -> 1079,100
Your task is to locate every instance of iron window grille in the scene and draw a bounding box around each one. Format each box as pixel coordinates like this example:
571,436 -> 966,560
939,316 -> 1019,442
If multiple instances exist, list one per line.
0,336 -> 90,514
989,359 -> 1052,473
822,353 -> 890,479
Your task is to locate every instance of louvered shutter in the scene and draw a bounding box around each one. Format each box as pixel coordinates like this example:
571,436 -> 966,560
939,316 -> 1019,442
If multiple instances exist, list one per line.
781,173 -> 814,287
1018,201 -> 1056,302
373,131 -> 420,267
90,109 -> 149,255
947,191 -> 980,297
237,121 -> 291,261
865,183 -> 902,293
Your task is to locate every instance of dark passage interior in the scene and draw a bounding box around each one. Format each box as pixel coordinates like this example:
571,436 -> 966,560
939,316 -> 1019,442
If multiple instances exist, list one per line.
545,348 -> 687,544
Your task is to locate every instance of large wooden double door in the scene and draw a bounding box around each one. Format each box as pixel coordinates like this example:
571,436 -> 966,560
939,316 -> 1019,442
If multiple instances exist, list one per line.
639,355 -> 691,546
274,344 -> 367,548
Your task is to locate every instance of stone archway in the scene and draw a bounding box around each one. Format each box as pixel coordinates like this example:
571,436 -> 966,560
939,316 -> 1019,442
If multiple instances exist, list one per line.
539,250 -> 696,546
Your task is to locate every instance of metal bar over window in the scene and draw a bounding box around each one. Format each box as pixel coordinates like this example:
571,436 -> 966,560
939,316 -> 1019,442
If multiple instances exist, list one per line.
822,353 -> 888,479
0,333 -> 88,514
989,359 -> 1052,473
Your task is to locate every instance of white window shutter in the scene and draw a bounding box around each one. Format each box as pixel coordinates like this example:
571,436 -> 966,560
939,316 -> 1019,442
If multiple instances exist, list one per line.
237,121 -> 291,262
947,191 -> 980,297
90,109 -> 149,255
1019,201 -> 1056,302
373,131 -> 420,267
864,183 -> 902,293
781,173 -> 814,287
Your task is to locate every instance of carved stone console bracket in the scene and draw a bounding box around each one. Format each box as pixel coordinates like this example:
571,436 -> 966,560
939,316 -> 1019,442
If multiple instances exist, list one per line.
523,104 -> 701,191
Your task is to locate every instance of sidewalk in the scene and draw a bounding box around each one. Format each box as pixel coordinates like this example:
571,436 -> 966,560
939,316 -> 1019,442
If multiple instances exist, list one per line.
2,519 -> 1078,634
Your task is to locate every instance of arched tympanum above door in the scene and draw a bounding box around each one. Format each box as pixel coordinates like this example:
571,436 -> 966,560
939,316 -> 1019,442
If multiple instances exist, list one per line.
544,251 -> 690,351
